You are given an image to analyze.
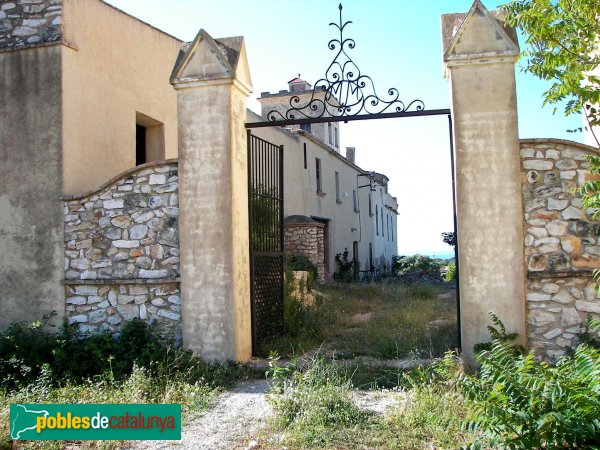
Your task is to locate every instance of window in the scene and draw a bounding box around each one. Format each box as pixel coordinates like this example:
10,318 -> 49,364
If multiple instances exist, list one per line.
376,205 -> 379,235
301,123 -> 311,133
368,194 -> 373,216
353,189 -> 359,212
303,143 -> 307,169
328,123 -> 333,145
136,112 -> 165,166
335,172 -> 340,203
391,217 -> 394,241
316,158 -> 322,193
369,243 -> 373,270
334,126 -> 339,148
387,215 -> 390,241
381,208 -> 384,237
136,124 -> 146,165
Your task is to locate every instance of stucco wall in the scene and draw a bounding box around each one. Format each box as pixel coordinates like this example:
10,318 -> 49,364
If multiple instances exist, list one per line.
0,46 -> 65,330
63,161 -> 180,339
520,138 -> 600,360
61,0 -> 182,195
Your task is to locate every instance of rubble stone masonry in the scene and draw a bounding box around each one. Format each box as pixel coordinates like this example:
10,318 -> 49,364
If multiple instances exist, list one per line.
63,161 -> 181,340
284,216 -> 325,282
520,139 -> 600,360
0,0 -> 62,50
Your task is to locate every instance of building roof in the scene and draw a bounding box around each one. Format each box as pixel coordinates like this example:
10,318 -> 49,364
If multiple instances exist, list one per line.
288,76 -> 305,84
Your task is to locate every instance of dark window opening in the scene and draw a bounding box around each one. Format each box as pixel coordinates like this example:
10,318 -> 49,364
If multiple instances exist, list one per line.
316,158 -> 322,192
301,123 -> 311,133
335,171 -> 340,202
376,205 -> 379,235
303,143 -> 307,169
387,215 -> 390,241
353,241 -> 359,279
136,112 -> 165,167
136,124 -> 146,166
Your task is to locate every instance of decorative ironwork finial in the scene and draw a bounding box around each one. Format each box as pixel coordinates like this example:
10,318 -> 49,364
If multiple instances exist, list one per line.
266,3 -> 425,123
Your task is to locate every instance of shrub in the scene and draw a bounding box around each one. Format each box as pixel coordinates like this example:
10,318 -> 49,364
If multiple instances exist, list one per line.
445,261 -> 456,282
392,254 -> 442,277
285,253 -> 318,283
333,248 -> 354,281
0,316 -> 247,391
458,318 -> 600,449
257,270 -> 326,357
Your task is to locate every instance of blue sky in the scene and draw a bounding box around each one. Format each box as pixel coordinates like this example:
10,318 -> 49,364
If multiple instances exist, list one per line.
105,0 -> 583,256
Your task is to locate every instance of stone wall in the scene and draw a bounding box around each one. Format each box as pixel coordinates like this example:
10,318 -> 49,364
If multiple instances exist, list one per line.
0,0 -> 62,50
63,160 -> 181,340
284,215 -> 325,282
520,139 -> 600,360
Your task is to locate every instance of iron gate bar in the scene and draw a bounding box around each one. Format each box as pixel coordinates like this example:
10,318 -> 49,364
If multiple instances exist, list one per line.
246,109 -> 451,128
247,130 -> 285,354
448,114 -> 461,350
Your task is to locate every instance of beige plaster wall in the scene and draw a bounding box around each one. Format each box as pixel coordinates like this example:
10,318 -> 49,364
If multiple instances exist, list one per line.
0,46 -> 65,330
61,0 -> 181,195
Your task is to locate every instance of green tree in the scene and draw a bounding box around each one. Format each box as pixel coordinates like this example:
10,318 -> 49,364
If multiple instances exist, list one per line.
441,231 -> 456,248
503,0 -> 600,146
504,0 -> 600,288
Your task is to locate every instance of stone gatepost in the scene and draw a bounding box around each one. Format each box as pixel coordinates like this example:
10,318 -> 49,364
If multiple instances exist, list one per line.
170,31 -> 253,361
442,1 -> 526,364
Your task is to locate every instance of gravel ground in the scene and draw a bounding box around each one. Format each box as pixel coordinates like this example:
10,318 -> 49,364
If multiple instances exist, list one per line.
127,378 -> 272,450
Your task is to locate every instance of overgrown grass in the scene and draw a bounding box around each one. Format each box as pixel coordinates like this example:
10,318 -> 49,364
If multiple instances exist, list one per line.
261,352 -> 473,449
0,318 -> 255,450
267,354 -> 371,448
260,280 -> 458,360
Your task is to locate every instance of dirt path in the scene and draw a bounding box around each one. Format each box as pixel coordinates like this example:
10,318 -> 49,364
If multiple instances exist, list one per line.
130,378 -> 272,450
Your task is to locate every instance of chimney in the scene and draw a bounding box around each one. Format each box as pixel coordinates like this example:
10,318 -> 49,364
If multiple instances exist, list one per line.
346,147 -> 355,164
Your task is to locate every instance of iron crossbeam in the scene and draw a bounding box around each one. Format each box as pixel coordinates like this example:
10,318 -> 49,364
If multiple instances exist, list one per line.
245,109 -> 451,129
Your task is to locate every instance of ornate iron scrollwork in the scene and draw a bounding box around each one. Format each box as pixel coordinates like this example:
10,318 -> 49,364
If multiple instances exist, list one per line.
266,4 -> 425,122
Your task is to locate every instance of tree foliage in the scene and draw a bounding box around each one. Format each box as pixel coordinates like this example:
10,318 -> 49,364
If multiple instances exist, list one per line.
441,231 -> 456,248
392,254 -> 442,277
459,318 -> 600,449
503,0 -> 600,145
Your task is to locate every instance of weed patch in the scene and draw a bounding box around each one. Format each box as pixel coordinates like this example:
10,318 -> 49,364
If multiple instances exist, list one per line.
0,317 -> 254,450
262,352 -> 473,449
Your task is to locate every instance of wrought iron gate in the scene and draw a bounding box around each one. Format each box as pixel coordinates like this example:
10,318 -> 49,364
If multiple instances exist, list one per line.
247,131 -> 284,354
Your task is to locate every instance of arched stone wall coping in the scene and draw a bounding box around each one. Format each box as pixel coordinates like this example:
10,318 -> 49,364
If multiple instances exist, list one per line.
284,215 -> 322,225
63,159 -> 179,201
520,138 -> 598,153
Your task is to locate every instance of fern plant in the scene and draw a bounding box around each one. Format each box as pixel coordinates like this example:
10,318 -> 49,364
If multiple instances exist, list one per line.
459,319 -> 600,449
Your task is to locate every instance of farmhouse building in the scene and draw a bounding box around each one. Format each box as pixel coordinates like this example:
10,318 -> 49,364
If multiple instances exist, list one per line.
0,0 -> 397,338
